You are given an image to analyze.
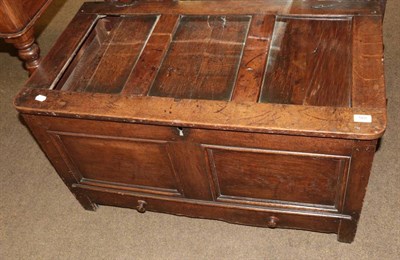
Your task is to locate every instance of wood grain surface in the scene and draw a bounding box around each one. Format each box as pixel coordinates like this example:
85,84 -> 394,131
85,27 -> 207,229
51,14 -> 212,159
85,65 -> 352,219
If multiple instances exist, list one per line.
15,0 -> 387,243
208,147 -> 348,206
231,15 -> 275,102
121,14 -> 180,95
260,17 -> 353,107
55,133 -> 180,190
80,0 -> 383,16
58,16 -> 157,93
149,15 -> 250,100
0,0 -> 53,37
15,88 -> 386,139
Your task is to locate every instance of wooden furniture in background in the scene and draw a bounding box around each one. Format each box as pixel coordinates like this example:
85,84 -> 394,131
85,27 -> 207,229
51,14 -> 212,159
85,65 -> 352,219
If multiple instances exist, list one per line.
0,0 -> 126,75
14,0 -> 387,243
0,0 -> 53,74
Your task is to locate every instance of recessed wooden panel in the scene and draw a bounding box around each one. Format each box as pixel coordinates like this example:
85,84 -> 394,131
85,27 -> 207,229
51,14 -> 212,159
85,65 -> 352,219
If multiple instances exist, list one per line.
260,17 -> 353,107
57,15 -> 157,93
149,15 -> 251,100
207,147 -> 348,206
53,133 -> 181,192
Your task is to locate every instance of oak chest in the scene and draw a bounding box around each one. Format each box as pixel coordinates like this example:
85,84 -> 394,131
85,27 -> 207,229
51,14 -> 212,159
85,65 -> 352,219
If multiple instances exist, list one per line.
14,0 -> 387,243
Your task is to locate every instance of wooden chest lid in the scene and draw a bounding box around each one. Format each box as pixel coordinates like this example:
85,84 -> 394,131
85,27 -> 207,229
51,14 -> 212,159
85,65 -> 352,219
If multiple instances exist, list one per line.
15,0 -> 387,140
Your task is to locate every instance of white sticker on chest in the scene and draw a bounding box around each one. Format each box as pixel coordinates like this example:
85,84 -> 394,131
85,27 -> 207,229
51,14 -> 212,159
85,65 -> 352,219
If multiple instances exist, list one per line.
354,114 -> 372,123
35,95 -> 47,102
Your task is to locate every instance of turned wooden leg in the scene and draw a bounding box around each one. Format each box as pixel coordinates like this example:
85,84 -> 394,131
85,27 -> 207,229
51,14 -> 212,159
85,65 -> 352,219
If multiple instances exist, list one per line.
5,27 -> 40,75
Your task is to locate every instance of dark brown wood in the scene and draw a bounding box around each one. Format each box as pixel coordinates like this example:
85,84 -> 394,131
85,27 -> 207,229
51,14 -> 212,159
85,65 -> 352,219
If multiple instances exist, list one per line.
206,146 -> 349,206
267,216 -> 279,228
74,184 -> 345,232
188,128 -> 354,156
4,27 -> 41,75
80,0 -> 383,16
14,0 -> 387,243
148,15 -> 251,100
231,15 -> 275,102
381,0 -> 387,17
54,133 -> 180,191
352,16 -> 386,109
121,14 -> 181,95
0,0 -> 53,74
0,0 -> 53,37
136,200 -> 147,213
0,0 -> 134,74
14,87 -> 387,140
337,140 -> 377,243
260,17 -> 353,107
25,13 -> 99,88
58,16 -> 157,93
22,114 -> 98,211
167,141 -> 214,200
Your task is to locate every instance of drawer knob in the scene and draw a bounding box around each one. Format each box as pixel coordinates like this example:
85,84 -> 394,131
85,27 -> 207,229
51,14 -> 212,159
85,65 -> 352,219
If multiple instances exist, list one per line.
267,216 -> 279,228
136,200 -> 147,213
